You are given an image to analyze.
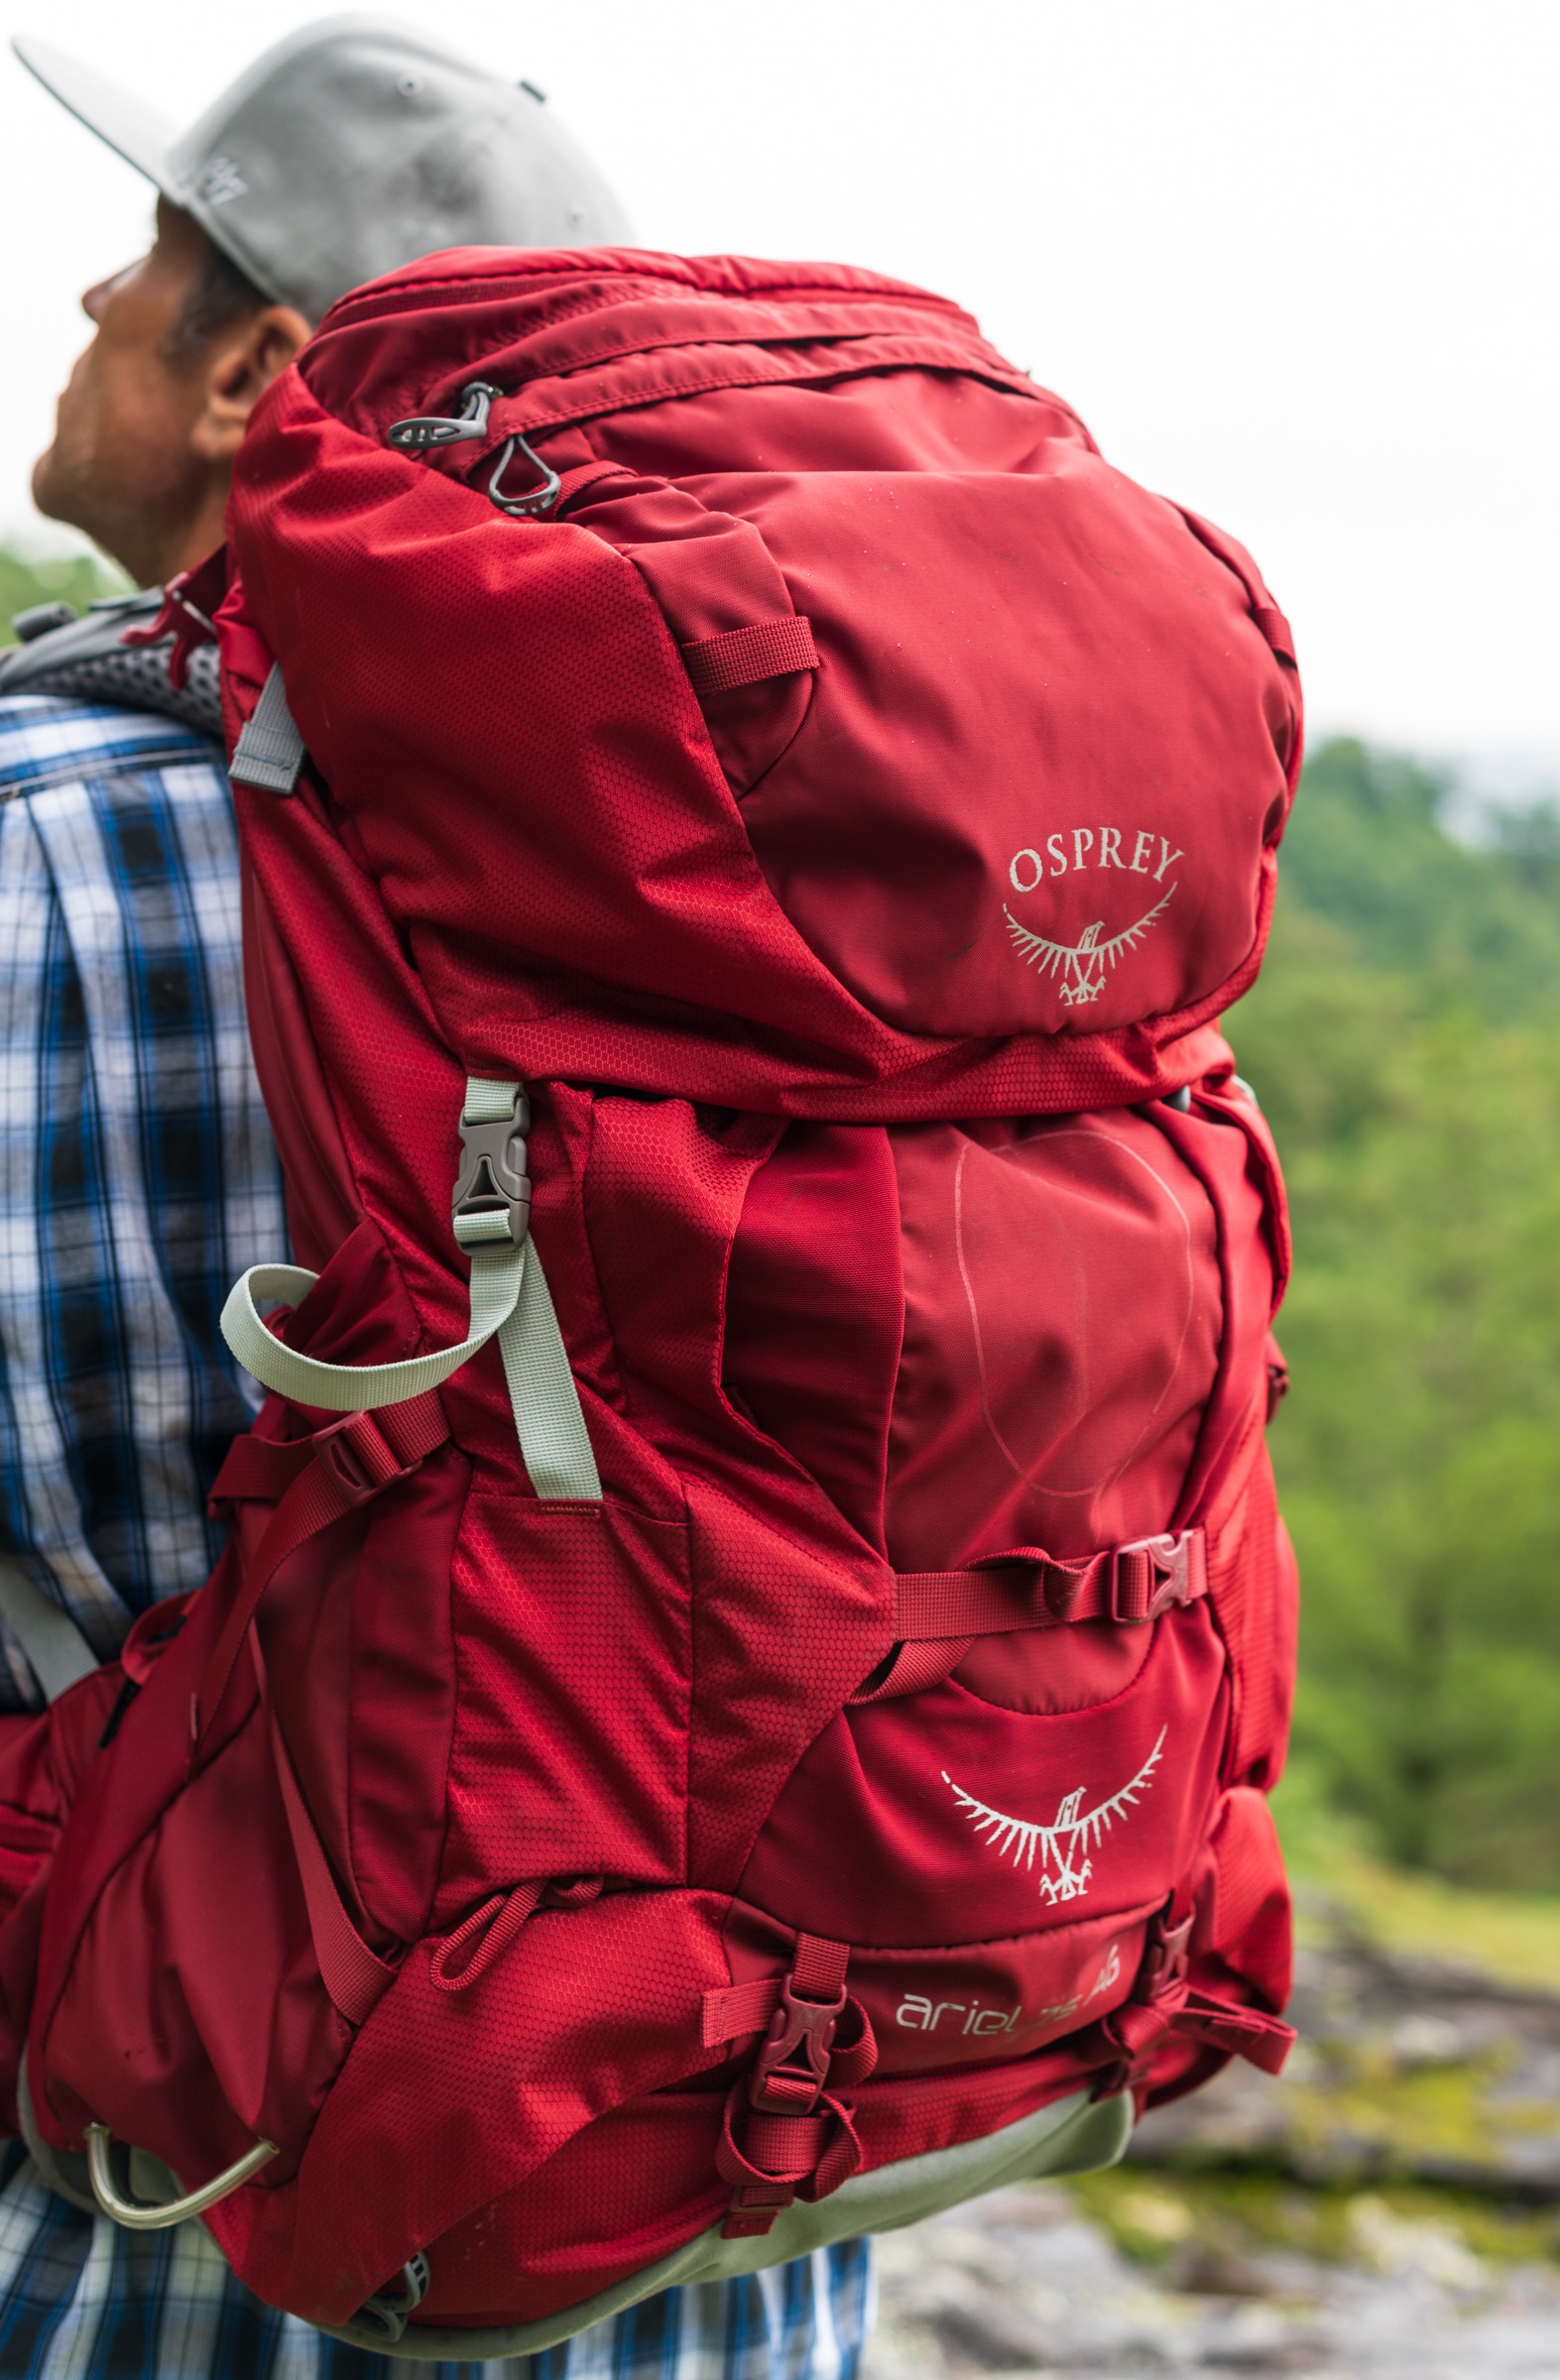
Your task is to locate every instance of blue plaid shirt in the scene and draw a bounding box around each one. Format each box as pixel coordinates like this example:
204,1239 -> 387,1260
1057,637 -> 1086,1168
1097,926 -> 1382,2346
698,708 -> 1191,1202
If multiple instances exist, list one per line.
0,691 -> 874,2379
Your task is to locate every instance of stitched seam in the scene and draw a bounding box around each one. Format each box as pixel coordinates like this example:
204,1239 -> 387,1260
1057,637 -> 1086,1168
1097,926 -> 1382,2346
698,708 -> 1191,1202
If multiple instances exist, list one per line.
501,344 -> 1043,435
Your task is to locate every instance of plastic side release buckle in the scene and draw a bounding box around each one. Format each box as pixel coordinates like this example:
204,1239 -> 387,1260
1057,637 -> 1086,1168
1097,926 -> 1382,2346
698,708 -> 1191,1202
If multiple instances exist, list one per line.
749,1973 -> 847,2115
1135,1906 -> 1195,2007
452,1088 -> 532,1250
1110,1530 -> 1205,1624
1092,1904 -> 1199,2100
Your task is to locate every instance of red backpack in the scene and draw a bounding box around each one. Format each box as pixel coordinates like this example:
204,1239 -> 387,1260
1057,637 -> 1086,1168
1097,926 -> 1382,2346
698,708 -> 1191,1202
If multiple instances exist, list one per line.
0,249 -> 1301,2355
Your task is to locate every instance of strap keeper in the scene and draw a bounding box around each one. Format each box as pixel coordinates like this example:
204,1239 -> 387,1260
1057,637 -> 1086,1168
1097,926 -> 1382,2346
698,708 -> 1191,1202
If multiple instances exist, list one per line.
313,1411 -> 403,1504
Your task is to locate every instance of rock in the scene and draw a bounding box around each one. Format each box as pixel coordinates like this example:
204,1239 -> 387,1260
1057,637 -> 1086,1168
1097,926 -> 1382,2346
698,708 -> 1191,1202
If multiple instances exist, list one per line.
1345,2195 -> 1486,2291
864,2178 -> 1560,2380
1128,1925 -> 1560,2195
929,2296 -> 1059,2368
1168,2238 -> 1277,2298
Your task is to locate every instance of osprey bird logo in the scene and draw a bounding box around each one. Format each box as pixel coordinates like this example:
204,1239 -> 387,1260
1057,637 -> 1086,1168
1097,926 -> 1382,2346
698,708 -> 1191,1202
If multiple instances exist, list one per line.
942,1728 -> 1167,1905
1004,888 -> 1175,1005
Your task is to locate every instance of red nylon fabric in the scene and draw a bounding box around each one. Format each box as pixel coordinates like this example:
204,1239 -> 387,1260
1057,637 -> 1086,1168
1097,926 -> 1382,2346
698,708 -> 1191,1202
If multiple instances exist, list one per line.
6,245 -> 1302,2340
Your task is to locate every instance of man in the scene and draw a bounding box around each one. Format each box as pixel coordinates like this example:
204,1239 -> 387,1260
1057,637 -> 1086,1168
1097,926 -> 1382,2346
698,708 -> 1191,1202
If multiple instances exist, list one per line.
0,23 -> 874,2377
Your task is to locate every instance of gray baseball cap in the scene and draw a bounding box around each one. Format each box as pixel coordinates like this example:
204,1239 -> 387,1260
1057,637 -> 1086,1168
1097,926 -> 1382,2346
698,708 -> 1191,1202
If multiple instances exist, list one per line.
12,15 -> 633,324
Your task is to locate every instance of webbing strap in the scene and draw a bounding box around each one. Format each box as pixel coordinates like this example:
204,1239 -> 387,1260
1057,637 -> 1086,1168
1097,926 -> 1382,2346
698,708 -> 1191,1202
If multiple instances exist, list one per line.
207,1433 -> 315,1508
717,1928 -> 867,2239
681,616 -> 819,698
193,1396 -> 450,1747
229,662 -> 307,794
739,2113 -> 830,2180
895,1530 -> 1207,1639
250,1632 -> 397,2027
220,1244 -> 521,1412
219,1079 -> 601,1502
494,1240 -> 602,1501
849,1636 -> 973,1707
428,1881 -> 544,1993
703,1976 -> 783,2048
790,1934 -> 850,2001
851,1531 -> 1208,1706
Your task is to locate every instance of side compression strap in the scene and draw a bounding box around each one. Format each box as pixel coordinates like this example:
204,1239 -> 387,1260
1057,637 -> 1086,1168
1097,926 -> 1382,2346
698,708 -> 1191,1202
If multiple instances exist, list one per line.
219,1079 -> 601,1501
219,1245 -> 518,1411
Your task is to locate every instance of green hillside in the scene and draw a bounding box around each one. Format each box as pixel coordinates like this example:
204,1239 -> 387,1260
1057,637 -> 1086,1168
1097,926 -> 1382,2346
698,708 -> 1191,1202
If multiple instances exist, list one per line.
1231,739 -> 1560,1888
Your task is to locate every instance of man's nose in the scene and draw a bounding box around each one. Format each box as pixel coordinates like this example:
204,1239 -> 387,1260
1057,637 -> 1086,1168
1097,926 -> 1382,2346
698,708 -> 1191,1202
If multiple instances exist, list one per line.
81,259 -> 139,325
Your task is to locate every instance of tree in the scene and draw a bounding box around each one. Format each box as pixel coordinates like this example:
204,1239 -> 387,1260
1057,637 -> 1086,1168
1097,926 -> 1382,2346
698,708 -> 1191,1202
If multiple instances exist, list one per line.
1232,740 -> 1560,1883
0,545 -> 120,641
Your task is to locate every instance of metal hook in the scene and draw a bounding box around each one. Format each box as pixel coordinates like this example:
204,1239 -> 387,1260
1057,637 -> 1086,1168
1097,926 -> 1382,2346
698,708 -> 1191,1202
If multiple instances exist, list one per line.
385,380 -> 503,451
486,431 -> 563,519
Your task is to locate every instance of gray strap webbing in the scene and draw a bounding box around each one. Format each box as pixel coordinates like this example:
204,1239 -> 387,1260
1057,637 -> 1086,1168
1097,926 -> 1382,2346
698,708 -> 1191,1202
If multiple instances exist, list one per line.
494,1240 -> 603,1502
220,1079 -> 601,1501
0,1557 -> 100,1701
221,1246 -> 523,1411
229,662 -> 307,794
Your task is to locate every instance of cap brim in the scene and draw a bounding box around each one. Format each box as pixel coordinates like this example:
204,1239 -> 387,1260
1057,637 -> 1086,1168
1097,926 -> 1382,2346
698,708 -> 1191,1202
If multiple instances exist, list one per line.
12,34 -> 180,196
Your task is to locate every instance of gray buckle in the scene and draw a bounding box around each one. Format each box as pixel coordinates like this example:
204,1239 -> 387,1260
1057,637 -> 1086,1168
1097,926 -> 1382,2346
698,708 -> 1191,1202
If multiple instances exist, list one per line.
452,1089 -> 532,1250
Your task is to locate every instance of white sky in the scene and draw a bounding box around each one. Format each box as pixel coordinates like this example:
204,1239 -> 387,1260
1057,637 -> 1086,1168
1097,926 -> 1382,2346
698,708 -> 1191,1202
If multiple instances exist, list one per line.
1,0 -> 1556,771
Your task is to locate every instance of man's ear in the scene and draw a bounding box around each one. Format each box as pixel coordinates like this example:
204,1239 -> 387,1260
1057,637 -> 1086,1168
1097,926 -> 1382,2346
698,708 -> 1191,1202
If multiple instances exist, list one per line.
189,304 -> 312,465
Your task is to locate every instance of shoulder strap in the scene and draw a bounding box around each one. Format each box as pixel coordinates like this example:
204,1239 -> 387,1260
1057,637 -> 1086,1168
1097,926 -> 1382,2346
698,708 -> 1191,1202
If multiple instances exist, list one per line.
0,1556 -> 99,1701
0,591 -> 223,739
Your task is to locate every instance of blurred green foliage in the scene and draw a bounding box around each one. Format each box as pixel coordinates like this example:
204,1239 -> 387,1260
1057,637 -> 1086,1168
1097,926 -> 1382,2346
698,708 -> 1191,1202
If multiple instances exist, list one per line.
1231,739 -> 1560,1888
0,544 -> 123,640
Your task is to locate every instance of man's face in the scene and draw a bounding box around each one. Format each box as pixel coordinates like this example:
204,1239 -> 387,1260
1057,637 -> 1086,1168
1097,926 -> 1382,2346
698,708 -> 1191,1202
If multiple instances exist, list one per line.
33,202 -> 226,587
